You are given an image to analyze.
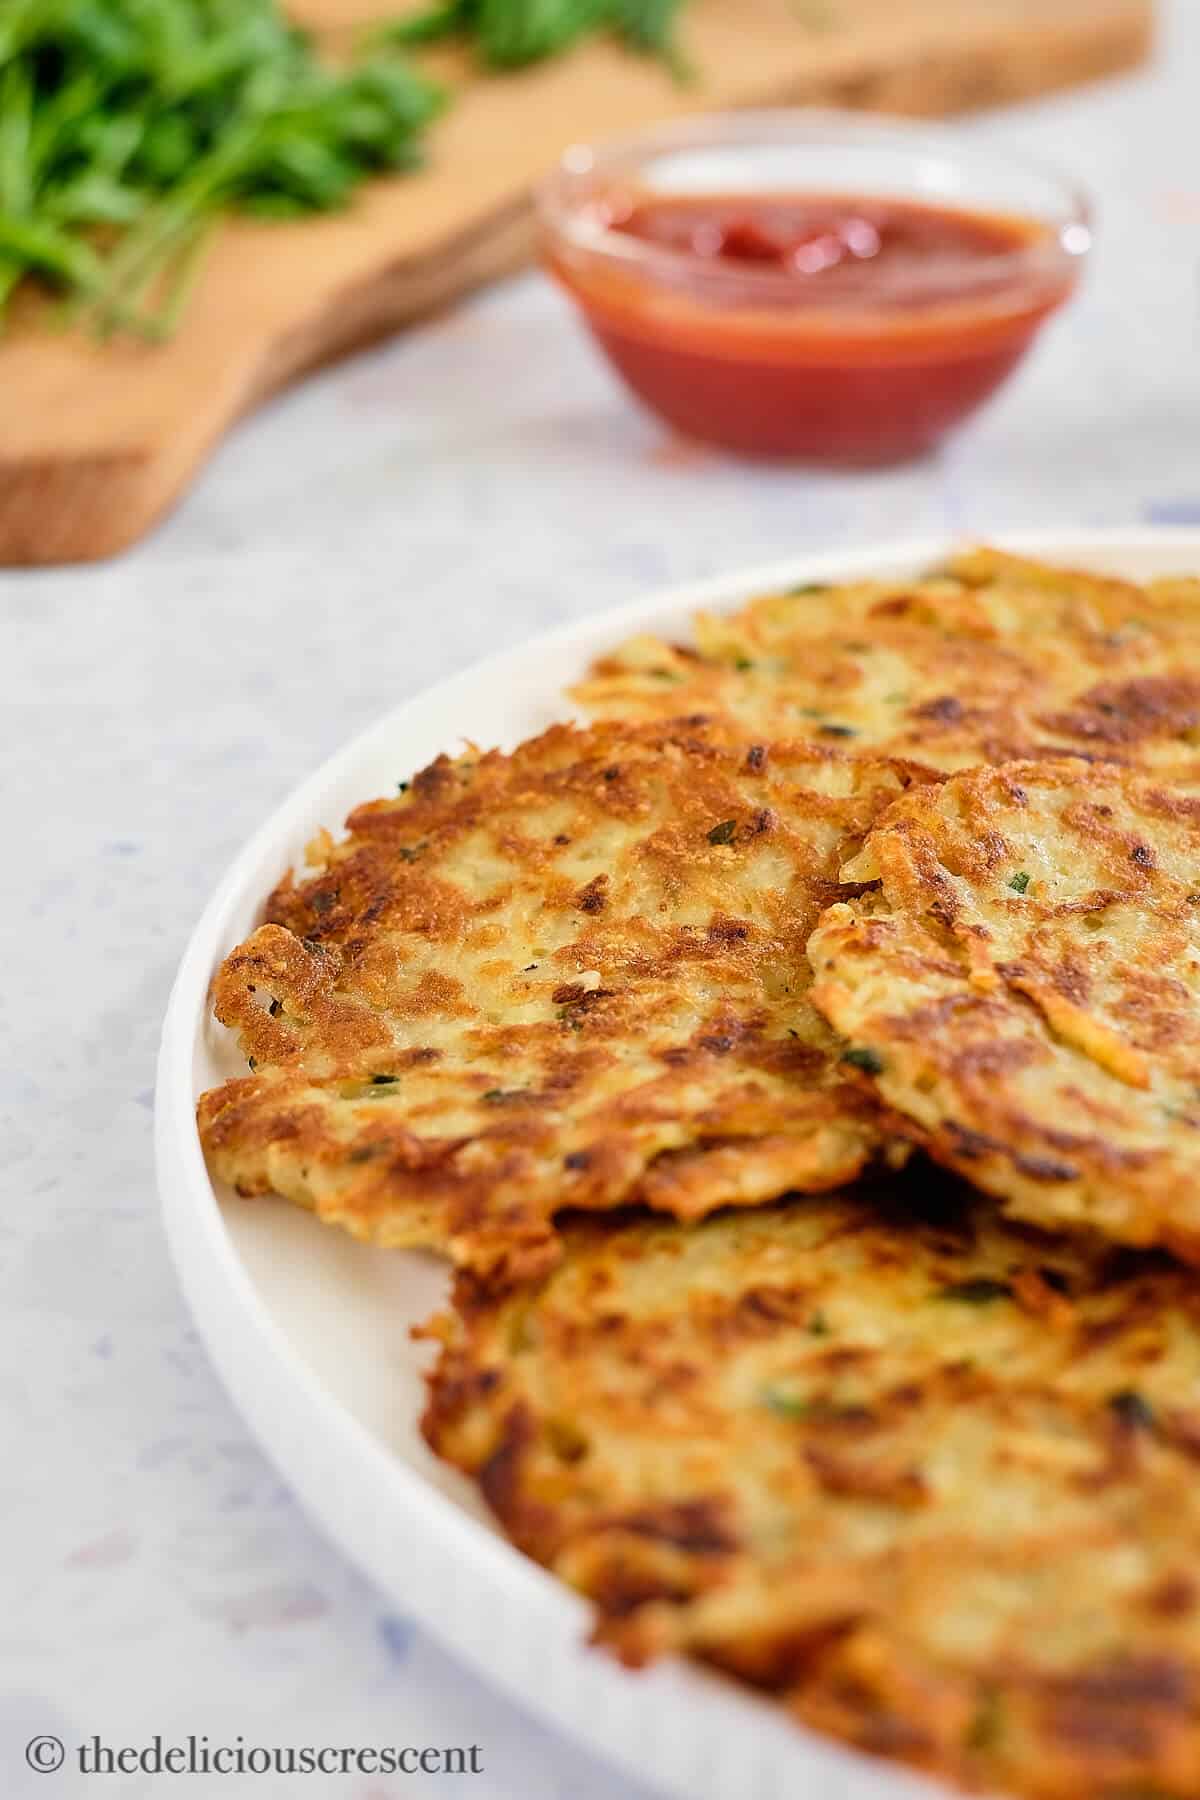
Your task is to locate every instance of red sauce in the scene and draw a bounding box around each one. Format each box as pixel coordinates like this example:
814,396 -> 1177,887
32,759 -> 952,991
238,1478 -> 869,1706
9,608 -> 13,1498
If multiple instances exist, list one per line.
549,192 -> 1078,463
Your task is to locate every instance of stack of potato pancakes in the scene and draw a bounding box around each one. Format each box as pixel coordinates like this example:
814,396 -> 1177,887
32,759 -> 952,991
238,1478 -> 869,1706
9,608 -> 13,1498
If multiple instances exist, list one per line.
200,549 -> 1200,1799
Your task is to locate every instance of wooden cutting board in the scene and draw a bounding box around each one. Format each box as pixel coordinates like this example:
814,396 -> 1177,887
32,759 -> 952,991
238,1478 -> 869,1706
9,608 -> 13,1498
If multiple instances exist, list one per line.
0,0 -> 1150,566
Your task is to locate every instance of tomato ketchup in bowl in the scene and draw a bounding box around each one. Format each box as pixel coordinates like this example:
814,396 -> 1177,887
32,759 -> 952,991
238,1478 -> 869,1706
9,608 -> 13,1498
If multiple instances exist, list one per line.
539,113 -> 1090,464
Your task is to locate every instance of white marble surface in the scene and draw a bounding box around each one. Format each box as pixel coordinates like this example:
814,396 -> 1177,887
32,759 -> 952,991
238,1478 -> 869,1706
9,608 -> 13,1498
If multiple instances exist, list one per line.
4,7 -> 1200,1795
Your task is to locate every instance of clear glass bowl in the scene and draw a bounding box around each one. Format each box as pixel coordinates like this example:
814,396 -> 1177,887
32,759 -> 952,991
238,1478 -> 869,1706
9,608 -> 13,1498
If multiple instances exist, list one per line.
539,110 -> 1091,464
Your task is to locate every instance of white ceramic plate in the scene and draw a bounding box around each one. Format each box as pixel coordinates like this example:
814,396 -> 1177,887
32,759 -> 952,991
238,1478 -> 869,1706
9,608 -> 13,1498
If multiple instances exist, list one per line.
157,528 -> 1200,1800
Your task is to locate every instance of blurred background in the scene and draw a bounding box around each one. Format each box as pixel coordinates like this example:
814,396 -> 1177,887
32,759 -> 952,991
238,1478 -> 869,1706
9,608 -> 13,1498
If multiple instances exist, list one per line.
4,0 -> 1200,1795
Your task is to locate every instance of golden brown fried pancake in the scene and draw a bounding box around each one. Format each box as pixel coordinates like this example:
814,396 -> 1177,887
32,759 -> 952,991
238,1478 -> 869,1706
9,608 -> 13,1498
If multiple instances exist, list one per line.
809,758 -> 1200,1262
574,548 -> 1200,776
423,1181 -> 1200,1800
198,719 -> 921,1280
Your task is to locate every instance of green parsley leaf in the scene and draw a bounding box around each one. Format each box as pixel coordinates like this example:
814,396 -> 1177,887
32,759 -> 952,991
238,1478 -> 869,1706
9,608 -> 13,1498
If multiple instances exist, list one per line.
937,1278 -> 1013,1304
761,1384 -> 810,1420
1109,1389 -> 1155,1432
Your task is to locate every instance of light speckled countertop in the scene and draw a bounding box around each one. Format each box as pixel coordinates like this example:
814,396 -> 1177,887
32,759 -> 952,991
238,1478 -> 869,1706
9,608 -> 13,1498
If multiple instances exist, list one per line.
4,7 -> 1200,1794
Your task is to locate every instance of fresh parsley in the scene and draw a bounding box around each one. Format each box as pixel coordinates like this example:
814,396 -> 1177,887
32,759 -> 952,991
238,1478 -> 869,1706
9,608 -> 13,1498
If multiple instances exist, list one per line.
0,0 -> 442,338
370,0 -> 687,71
937,1278 -> 1013,1305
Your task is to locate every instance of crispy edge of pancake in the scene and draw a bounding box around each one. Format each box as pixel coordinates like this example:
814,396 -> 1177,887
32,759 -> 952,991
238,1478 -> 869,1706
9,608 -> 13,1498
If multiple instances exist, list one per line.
421,1186 -> 1200,1799
808,757 -> 1200,1263
198,719 -> 924,1280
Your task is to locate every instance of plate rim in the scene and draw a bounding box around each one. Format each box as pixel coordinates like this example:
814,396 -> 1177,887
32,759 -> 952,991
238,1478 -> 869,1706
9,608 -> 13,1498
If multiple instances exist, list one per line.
156,525 -> 1200,1800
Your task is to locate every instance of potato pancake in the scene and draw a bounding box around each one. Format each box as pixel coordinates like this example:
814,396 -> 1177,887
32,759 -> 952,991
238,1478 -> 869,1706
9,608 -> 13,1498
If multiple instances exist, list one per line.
574,548 -> 1200,775
808,758 -> 1200,1262
198,720 -> 922,1280
423,1180 -> 1200,1799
